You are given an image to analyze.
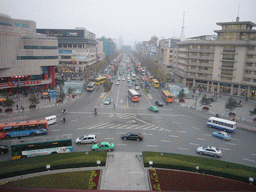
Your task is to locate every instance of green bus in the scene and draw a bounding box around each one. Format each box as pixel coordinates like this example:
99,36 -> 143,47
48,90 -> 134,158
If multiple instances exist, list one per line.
11,135 -> 72,160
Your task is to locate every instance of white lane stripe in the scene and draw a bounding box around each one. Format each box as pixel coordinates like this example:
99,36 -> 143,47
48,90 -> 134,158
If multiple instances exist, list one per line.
192,127 -> 200,130
219,147 -> 231,151
71,119 -> 78,122
143,133 -> 152,135
173,121 -> 180,124
231,138 -> 240,141
177,131 -> 186,133
203,134 -> 212,136
169,135 -> 179,138
116,144 -> 127,146
142,125 -> 157,130
104,138 -> 114,140
133,124 -> 151,129
190,143 -> 200,146
51,129 -> 60,131
226,143 -> 237,146
147,145 -> 158,147
252,154 -> 256,156
178,147 -> 188,150
196,138 -> 206,141
161,140 -> 171,142
77,122 -> 108,130
243,158 -> 255,163
51,125 -> 58,127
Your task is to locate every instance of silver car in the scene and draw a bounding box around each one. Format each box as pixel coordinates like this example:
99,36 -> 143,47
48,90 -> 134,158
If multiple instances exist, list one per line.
76,135 -> 97,144
196,146 -> 222,158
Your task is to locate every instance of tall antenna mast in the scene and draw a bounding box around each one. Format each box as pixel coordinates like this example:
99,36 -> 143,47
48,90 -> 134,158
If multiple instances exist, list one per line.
180,12 -> 185,41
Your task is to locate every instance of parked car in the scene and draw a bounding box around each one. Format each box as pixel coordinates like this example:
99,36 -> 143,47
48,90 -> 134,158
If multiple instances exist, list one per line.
121,132 -> 143,141
196,146 -> 222,158
104,98 -> 111,105
92,141 -> 114,151
155,101 -> 163,106
76,135 -> 97,144
0,145 -> 9,155
148,106 -> 159,112
212,131 -> 231,140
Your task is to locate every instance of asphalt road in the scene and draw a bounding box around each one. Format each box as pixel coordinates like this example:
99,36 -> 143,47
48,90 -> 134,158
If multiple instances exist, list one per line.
0,61 -> 255,168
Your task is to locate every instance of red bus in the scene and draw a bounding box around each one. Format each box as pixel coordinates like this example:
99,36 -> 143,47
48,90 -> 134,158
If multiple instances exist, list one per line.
128,89 -> 141,102
0,119 -> 48,139
162,90 -> 173,103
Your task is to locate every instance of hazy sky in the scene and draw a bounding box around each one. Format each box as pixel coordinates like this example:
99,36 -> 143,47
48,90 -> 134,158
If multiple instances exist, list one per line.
1,0 -> 255,45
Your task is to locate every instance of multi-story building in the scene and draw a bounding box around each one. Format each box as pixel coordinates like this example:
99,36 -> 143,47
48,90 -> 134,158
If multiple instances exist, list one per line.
96,38 -> 105,62
0,13 -> 58,94
36,27 -> 97,78
157,38 -> 180,81
102,37 -> 117,57
173,17 -> 256,98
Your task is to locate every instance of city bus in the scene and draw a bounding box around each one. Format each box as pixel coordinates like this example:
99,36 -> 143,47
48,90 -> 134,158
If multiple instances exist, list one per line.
162,90 -> 173,103
152,79 -> 160,88
87,82 -> 96,92
128,89 -> 141,102
10,135 -> 72,160
149,76 -> 154,82
207,117 -> 236,133
94,77 -> 106,85
0,119 -> 48,139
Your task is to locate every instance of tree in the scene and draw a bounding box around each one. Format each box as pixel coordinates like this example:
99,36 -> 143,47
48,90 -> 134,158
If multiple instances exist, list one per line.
67,87 -> 74,101
59,86 -> 66,101
178,89 -> 186,101
225,97 -> 238,113
200,94 -> 212,109
29,93 -> 39,107
3,98 -> 14,109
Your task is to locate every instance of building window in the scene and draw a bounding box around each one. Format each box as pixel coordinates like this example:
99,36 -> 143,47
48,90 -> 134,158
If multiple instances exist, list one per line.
243,78 -> 250,82
222,61 -> 234,68
61,56 -> 71,59
247,55 -> 253,59
221,76 -> 232,81
254,79 -> 256,83
246,63 -> 253,67
223,46 -> 236,52
221,69 -> 233,76
250,34 -> 256,40
248,46 -> 254,51
223,54 -> 235,60
17,56 -> 58,60
245,70 -> 251,74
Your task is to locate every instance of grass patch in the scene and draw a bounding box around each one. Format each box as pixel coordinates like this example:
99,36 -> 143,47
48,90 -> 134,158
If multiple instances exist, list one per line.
143,151 -> 256,184
0,151 -> 107,178
3,170 -> 100,190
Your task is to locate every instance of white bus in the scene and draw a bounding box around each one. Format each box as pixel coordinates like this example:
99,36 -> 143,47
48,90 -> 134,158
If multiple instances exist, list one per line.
87,82 -> 96,92
207,117 -> 236,133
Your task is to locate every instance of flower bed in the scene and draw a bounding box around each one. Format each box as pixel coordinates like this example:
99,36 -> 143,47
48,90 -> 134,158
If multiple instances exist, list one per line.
149,169 -> 256,191
2,170 -> 101,190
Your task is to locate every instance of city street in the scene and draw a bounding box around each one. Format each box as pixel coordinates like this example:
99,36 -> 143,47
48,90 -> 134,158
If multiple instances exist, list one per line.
0,61 -> 255,168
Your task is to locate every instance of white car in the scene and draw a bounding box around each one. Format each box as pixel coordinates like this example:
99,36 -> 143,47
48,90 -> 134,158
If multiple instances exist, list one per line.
76,135 -> 97,144
116,81 -> 120,85
135,86 -> 139,90
122,77 -> 125,81
196,146 -> 222,158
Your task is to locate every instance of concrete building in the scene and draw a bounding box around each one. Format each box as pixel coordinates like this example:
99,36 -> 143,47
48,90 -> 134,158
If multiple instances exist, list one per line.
0,13 -> 58,94
173,17 -> 256,98
102,37 -> 117,57
36,27 -> 97,79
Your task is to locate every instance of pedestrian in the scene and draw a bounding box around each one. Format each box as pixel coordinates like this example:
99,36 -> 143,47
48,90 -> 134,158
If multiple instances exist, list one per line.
21,105 -> 24,112
16,104 -> 18,110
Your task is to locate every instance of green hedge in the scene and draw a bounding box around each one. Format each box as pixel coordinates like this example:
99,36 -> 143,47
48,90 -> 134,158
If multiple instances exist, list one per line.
0,151 -> 107,179
143,151 -> 256,185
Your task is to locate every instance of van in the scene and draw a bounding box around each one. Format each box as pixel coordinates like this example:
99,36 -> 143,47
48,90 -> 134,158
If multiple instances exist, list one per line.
45,115 -> 57,125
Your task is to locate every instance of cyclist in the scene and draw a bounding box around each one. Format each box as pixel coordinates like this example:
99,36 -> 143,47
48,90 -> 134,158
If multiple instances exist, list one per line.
62,117 -> 66,123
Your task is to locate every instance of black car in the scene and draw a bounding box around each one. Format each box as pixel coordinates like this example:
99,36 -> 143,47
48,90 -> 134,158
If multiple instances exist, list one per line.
121,132 -> 143,141
155,101 -> 163,106
0,145 -> 9,155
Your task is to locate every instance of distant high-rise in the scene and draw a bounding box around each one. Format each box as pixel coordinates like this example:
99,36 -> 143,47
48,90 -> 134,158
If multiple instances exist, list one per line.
119,36 -> 123,50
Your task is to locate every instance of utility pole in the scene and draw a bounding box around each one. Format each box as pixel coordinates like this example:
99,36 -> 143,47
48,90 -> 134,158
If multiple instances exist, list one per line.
180,12 -> 185,41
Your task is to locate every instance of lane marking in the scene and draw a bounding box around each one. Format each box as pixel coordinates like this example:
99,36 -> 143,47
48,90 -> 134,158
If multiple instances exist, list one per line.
189,143 -> 200,146
173,121 -> 180,124
203,134 -> 212,136
143,133 -> 152,135
169,135 -> 179,138
142,125 -> 157,130
51,129 -> 61,131
109,114 -> 113,117
77,122 -> 108,130
147,145 -> 158,147
51,125 -> 58,127
155,116 -> 162,119
177,131 -> 186,133
71,119 -> 78,122
178,147 -> 188,150
192,127 -> 200,130
219,147 -> 231,151
104,138 -> 114,140
161,140 -> 171,142
116,144 -> 127,146
231,138 -> 240,141
243,158 -> 255,163
252,154 -> 256,156
196,138 -> 206,141
226,143 -> 237,146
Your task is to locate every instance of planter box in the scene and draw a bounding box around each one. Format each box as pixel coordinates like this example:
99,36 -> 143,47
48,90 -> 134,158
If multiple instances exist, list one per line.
229,112 -> 236,117
5,108 -> 13,113
202,107 -> 209,111
179,99 -> 185,103
29,105 -> 36,110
